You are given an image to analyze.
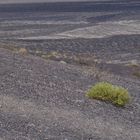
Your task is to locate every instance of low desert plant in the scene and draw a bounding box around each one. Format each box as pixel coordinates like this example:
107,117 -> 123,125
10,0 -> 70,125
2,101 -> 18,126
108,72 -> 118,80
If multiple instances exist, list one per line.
18,48 -> 28,55
86,82 -> 130,106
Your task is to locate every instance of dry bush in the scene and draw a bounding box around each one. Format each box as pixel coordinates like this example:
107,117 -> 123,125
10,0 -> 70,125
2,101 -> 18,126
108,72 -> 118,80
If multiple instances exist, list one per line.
18,48 -> 28,55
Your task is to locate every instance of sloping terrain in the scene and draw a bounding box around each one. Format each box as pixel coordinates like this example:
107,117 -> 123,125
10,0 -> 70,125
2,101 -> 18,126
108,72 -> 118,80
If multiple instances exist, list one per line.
0,48 -> 140,140
0,1 -> 140,139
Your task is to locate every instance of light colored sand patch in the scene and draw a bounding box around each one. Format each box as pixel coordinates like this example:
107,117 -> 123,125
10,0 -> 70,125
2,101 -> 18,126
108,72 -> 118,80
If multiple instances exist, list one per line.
0,0 -> 114,4
106,59 -> 140,65
59,20 -> 140,38
20,20 -> 140,40
0,20 -> 88,27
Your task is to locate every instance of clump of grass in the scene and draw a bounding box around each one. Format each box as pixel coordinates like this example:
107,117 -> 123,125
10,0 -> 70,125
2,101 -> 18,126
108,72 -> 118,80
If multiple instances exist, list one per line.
18,48 -> 28,55
86,82 -> 130,106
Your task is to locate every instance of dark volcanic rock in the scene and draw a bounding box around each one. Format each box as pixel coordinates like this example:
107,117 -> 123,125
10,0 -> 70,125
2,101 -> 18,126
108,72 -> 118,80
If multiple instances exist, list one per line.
0,48 -> 140,140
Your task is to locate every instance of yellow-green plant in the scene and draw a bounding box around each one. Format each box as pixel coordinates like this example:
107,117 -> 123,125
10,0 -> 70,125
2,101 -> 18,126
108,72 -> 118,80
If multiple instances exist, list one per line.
86,82 -> 130,106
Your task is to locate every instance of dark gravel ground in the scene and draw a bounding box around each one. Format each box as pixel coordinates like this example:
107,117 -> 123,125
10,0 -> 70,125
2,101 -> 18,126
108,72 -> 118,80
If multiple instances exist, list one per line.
0,1 -> 140,139
0,48 -> 140,140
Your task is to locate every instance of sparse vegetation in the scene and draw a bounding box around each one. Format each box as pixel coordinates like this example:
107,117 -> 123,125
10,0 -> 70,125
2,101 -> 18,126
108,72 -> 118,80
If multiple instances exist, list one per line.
18,48 -> 28,55
0,44 -> 18,52
133,72 -> 140,78
41,51 -> 61,60
86,82 -> 130,106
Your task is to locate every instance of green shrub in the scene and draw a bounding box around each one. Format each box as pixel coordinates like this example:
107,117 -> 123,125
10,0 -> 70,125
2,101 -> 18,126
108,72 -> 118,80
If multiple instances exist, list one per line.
86,82 -> 130,106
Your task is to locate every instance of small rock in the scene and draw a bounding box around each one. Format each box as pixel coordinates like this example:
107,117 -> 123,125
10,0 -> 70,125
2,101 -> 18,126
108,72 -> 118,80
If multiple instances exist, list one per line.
60,61 -> 67,64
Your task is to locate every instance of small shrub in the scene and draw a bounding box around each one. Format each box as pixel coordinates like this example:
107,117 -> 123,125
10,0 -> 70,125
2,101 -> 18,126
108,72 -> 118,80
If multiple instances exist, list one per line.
18,48 -> 28,55
86,82 -> 130,106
